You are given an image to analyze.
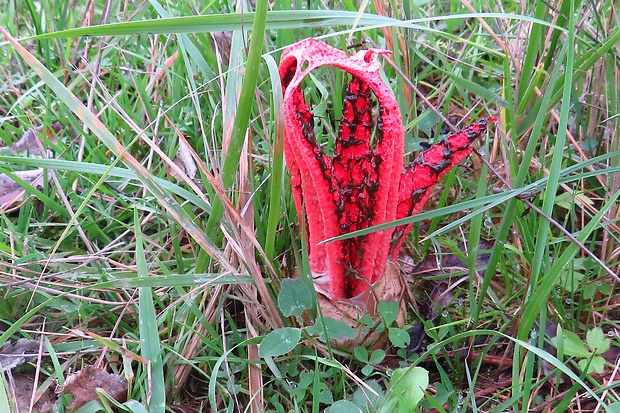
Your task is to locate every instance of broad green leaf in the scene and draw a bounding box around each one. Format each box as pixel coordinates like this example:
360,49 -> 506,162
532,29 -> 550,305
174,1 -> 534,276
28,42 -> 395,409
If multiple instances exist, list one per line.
369,349 -> 386,364
278,279 -> 313,317
586,327 -> 611,354
552,330 -> 590,358
388,328 -> 410,348
582,282 -> 598,300
307,317 -> 355,341
556,267 -> 584,293
122,400 -> 150,413
74,401 -> 105,413
319,388 -> 334,404
351,380 -> 384,412
259,328 -> 301,357
378,300 -> 399,326
353,346 -> 368,363
387,367 -> 429,408
325,400 -> 362,413
578,355 -> 605,375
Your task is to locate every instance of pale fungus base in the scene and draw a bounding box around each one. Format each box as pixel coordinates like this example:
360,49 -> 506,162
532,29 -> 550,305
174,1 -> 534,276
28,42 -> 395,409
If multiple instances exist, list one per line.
315,260 -> 405,348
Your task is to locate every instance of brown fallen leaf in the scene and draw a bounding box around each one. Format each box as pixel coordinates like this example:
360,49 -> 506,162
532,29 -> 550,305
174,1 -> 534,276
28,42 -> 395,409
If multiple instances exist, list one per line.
211,31 -> 232,67
168,138 -> 197,182
0,339 -> 43,371
0,168 -> 49,211
10,122 -> 63,155
0,338 -> 40,371
62,365 -> 128,410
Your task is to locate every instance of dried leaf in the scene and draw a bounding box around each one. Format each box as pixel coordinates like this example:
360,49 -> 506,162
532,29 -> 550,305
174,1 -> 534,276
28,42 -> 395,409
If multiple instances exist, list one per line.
169,139 -> 197,181
10,122 -> 62,154
0,339 -> 42,371
211,31 -> 232,66
0,168 -> 48,211
62,365 -> 128,410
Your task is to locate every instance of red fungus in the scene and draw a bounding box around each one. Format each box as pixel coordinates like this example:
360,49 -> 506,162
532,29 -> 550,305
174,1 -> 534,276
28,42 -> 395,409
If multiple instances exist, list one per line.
279,38 -> 495,301
390,116 -> 498,255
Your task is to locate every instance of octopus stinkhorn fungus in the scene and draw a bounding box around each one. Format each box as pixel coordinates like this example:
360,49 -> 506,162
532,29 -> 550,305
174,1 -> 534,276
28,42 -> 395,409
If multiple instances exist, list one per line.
279,39 -> 496,318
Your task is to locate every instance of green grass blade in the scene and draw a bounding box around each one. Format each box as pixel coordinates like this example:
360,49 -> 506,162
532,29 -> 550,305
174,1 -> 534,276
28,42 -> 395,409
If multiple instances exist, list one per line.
414,329 -> 608,407
0,371 -> 12,413
263,53 -> 285,261
94,273 -> 254,288
516,1 -> 546,103
0,156 -> 212,213
135,208 -> 166,413
26,11 -> 400,39
518,3 -> 576,340
480,42 -> 567,322
550,27 -> 620,108
205,0 -> 269,237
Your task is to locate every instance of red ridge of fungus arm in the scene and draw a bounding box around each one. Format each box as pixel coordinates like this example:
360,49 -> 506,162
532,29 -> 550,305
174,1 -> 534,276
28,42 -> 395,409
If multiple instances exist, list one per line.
390,117 -> 497,256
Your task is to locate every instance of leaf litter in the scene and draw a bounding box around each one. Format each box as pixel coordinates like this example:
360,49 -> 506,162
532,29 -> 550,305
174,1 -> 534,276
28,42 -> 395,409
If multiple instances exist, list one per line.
0,339 -> 128,412
0,122 -> 63,211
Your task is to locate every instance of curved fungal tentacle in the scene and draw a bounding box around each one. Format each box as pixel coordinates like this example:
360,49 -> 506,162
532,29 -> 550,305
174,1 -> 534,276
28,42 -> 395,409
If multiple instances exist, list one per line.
390,117 -> 497,255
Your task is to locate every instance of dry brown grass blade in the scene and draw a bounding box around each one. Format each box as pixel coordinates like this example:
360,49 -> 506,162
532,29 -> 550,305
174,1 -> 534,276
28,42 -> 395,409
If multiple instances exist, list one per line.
461,0 -> 512,59
246,304 -> 264,413
166,119 -> 283,330
172,285 -> 222,395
